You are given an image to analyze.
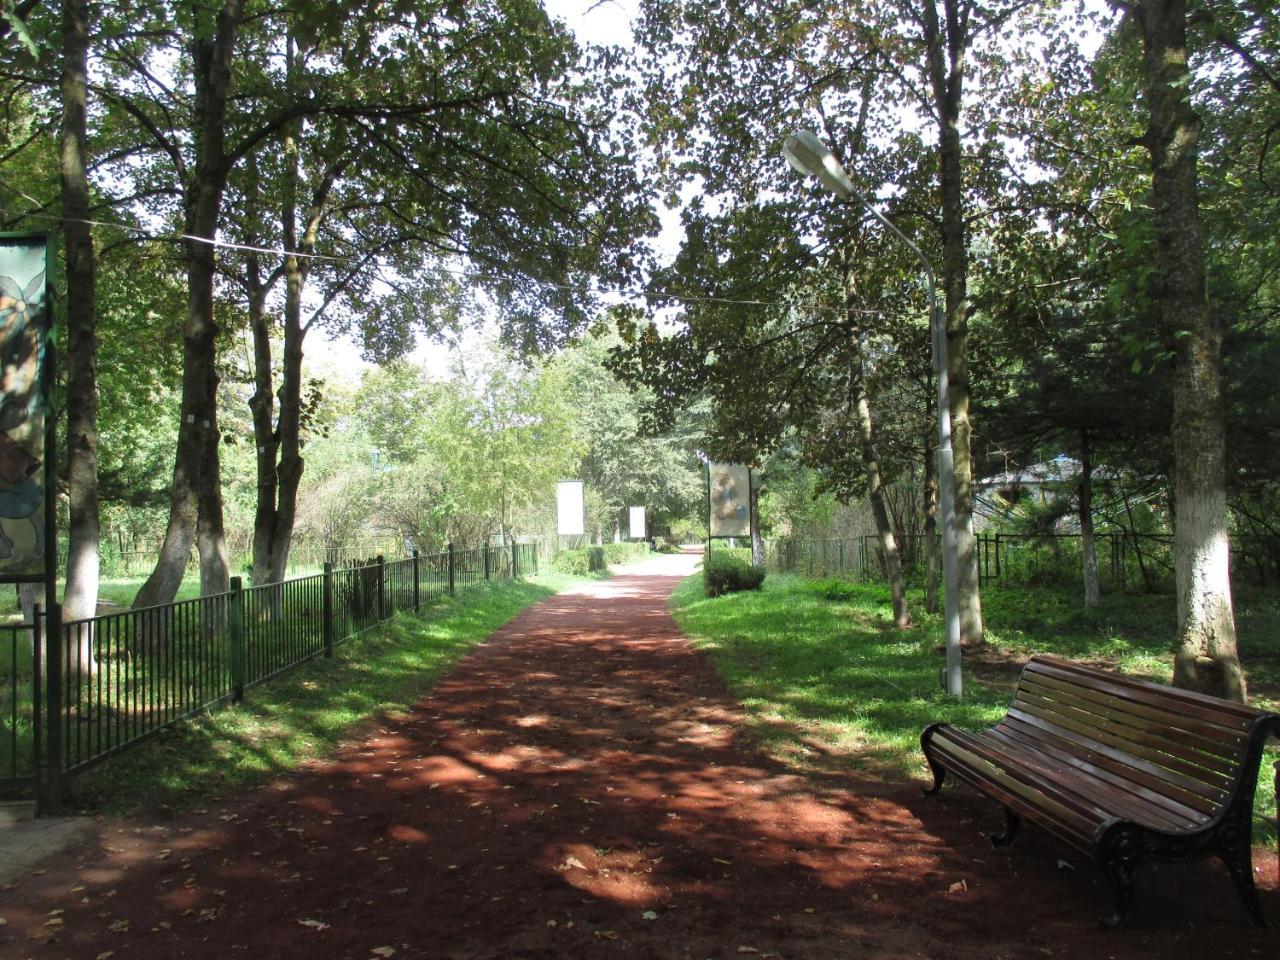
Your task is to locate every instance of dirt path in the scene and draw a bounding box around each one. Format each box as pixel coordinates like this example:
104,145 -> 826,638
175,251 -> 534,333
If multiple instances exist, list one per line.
0,553 -> 1275,959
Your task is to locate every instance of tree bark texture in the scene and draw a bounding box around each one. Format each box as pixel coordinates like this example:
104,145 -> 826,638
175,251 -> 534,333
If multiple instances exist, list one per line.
59,0 -> 100,646
920,0 -> 982,644
1136,0 -> 1245,701
1078,430 -> 1100,607
134,0 -> 243,609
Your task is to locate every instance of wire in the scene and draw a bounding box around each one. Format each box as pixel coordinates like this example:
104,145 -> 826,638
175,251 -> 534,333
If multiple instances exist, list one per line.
16,208 -> 894,318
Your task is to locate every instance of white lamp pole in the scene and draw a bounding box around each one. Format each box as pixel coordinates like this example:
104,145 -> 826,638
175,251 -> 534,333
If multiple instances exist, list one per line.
783,129 -> 962,698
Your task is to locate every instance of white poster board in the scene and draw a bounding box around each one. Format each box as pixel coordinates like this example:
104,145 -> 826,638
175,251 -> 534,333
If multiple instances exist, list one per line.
629,506 -> 646,540
555,480 -> 584,536
708,463 -> 751,538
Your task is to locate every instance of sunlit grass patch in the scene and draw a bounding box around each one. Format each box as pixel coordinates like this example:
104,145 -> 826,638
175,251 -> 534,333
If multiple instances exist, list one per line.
671,573 -> 1280,846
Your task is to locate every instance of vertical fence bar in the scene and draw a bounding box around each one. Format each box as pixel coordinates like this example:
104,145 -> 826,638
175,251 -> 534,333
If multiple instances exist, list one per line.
376,555 -> 386,621
228,577 -> 245,702
447,542 -> 455,594
511,541 -> 519,580
994,532 -> 1001,578
31,610 -> 42,790
483,542 -> 490,581
412,550 -> 421,610
42,602 -> 63,813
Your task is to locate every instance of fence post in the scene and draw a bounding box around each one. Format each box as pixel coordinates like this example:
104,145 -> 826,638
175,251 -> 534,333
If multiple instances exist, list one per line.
323,561 -> 335,657
43,602 -> 63,815
839,540 -> 845,574
228,577 -> 245,701
483,542 -> 490,581
376,555 -> 386,620
446,542 -> 455,594
412,549 -> 421,609
511,540 -> 519,580
994,532 -> 1001,578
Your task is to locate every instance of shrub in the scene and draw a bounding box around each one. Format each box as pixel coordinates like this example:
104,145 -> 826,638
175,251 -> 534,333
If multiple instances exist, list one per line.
703,548 -> 766,597
603,542 -> 648,564
551,546 -> 606,575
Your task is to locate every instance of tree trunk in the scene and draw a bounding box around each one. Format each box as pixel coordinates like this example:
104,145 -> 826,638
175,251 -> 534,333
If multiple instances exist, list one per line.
749,473 -> 764,568
59,0 -> 99,650
1135,0 -> 1245,701
1079,430 -> 1100,607
920,0 -> 982,645
134,0 -> 243,609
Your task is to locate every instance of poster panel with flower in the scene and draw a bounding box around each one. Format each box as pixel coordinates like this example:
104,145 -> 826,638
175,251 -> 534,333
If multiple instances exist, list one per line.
0,234 -> 50,580
707,463 -> 751,538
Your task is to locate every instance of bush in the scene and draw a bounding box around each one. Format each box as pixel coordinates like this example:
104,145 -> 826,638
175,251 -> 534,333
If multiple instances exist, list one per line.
703,548 -> 766,597
551,546 -> 606,575
603,542 -> 648,564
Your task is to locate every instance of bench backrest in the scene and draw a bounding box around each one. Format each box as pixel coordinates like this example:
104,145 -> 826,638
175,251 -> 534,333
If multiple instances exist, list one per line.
1008,655 -> 1277,820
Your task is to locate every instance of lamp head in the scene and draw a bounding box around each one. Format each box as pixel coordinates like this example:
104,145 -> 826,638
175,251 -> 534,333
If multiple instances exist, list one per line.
783,130 -> 855,200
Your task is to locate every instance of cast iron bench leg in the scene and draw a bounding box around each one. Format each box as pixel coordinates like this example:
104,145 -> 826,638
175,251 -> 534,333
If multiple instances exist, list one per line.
920,724 -> 947,796
1221,825 -> 1268,927
1098,825 -> 1142,929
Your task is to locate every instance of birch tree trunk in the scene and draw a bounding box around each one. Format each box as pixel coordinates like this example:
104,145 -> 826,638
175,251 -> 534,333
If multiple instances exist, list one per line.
1133,0 -> 1245,701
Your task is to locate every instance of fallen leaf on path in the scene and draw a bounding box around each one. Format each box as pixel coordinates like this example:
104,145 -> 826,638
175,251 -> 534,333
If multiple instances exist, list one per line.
738,948 -> 760,954
370,947 -> 396,957
593,930 -> 620,940
560,856 -> 587,871
1056,860 -> 1075,872
948,879 -> 968,894
298,919 -> 330,930
95,952 -> 114,960
641,911 -> 658,921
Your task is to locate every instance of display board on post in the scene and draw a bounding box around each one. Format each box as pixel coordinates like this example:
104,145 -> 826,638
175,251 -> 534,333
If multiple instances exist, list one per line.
707,462 -> 752,553
0,233 -> 55,595
555,479 -> 585,537
628,506 -> 645,541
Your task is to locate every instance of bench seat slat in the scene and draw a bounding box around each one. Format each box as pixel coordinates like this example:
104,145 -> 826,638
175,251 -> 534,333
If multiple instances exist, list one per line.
1008,701 -> 1236,795
929,728 -> 1119,837
998,714 -> 1223,817
938,725 -> 1200,834
1013,688 -> 1241,780
984,726 -> 1209,832
1020,671 -> 1248,749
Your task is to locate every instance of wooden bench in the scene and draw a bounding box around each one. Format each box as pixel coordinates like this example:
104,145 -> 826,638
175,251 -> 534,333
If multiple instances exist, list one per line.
920,654 -> 1279,927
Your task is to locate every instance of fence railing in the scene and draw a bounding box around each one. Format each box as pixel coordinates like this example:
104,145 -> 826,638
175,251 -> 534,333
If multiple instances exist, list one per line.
1,542 -> 538,804
764,531 -> 1280,592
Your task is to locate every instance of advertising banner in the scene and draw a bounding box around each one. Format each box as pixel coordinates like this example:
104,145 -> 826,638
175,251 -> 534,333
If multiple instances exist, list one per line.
708,462 -> 751,538
628,506 -> 645,540
0,234 -> 50,581
555,480 -> 585,537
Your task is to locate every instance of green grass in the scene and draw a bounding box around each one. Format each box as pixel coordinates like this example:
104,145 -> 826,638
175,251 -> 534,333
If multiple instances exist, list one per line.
670,572 -> 1280,846
62,571 -> 593,816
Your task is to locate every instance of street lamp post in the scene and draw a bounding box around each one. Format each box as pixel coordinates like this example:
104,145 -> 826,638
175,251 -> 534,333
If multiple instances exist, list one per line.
783,129 -> 962,698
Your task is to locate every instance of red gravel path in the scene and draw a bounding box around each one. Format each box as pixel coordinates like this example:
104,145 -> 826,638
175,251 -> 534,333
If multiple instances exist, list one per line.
1,552 -> 1276,959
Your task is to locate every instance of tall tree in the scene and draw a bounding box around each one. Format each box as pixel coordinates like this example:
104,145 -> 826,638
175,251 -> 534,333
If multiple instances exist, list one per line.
1127,0 -> 1244,700
59,0 -> 99,626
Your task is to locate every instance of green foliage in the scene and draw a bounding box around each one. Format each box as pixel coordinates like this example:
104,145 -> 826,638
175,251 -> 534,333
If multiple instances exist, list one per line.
552,546 -> 607,575
703,547 -> 766,597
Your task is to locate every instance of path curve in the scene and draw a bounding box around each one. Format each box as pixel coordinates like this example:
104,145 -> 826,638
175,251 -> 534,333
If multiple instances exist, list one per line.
0,553 -> 1275,958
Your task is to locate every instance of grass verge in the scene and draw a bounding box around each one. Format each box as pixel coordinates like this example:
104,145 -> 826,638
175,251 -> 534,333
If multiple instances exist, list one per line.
669,572 -> 1280,846
65,571 -> 593,816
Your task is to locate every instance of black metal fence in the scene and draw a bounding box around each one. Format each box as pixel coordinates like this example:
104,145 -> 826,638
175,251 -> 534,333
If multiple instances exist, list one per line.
1,542 -> 538,804
765,531 -> 1280,593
